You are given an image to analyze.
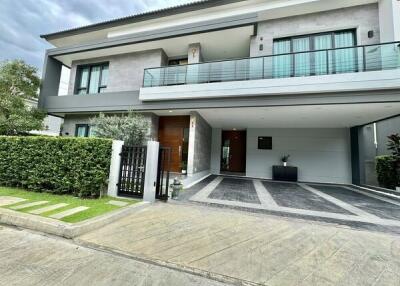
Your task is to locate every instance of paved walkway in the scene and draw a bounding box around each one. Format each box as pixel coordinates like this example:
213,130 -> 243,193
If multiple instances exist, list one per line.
78,203 -> 400,286
0,225 -> 225,286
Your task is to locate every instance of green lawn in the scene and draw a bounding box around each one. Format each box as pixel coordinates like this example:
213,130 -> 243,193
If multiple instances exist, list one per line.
0,186 -> 138,223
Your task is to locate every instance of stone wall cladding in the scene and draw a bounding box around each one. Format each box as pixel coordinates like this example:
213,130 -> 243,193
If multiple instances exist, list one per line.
67,49 -> 165,95
190,112 -> 212,174
250,4 -> 381,57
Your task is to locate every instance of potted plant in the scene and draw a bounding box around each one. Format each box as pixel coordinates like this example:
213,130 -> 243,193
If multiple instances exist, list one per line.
281,154 -> 290,167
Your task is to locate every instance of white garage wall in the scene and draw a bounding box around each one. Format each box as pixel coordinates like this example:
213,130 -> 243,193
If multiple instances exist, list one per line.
210,128 -> 352,184
247,128 -> 352,184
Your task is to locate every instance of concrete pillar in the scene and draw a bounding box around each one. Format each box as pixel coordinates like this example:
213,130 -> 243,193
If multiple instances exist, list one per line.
38,54 -> 62,109
379,0 -> 400,42
107,140 -> 124,197
187,114 -> 196,175
188,43 -> 202,64
143,141 -> 160,203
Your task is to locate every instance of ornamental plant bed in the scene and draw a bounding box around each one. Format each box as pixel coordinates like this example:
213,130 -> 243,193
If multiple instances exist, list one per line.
0,186 -> 138,223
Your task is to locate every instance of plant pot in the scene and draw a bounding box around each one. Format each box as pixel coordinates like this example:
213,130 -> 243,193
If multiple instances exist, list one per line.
181,170 -> 187,174
283,162 -> 287,167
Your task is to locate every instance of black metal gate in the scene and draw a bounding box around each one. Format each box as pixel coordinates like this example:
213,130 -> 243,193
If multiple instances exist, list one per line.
155,147 -> 171,201
117,145 -> 147,198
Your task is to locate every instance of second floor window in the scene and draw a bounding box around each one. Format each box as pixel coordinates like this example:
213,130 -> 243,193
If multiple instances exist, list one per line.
273,30 -> 356,77
76,63 -> 109,94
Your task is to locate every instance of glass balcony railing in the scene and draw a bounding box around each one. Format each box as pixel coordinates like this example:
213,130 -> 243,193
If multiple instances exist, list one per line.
143,41 -> 400,87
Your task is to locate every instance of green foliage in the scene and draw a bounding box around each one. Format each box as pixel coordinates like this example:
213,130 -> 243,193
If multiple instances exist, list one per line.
376,155 -> 399,189
387,133 -> 400,161
0,136 -> 112,197
90,111 -> 149,145
0,60 -> 46,135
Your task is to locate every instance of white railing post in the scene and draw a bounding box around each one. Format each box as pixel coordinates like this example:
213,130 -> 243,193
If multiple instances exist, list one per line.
143,141 -> 160,203
107,140 -> 124,198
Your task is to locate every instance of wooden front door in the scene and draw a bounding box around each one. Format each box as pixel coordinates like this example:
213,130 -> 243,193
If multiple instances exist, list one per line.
221,131 -> 246,173
158,116 -> 190,173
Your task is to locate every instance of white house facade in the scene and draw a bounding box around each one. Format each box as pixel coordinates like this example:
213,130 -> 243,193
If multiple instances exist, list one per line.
38,0 -> 400,186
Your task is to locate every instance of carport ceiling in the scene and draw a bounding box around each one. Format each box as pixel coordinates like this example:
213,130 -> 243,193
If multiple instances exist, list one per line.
192,103 -> 400,128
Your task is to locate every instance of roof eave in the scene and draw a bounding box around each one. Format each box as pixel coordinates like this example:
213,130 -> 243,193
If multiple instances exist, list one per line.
40,0 -> 246,40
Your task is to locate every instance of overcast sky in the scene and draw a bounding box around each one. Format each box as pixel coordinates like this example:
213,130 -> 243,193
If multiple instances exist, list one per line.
0,0 -> 193,74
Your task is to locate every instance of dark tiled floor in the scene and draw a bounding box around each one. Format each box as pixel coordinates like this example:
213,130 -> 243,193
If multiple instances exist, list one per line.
263,181 -> 351,214
177,175 -> 217,201
209,178 -> 261,204
310,184 -> 400,220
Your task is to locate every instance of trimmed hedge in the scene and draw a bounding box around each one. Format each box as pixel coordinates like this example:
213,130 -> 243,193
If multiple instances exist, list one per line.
0,136 -> 113,197
376,155 -> 399,190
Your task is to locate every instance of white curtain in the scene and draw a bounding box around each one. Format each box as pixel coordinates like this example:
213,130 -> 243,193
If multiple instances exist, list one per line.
88,66 -> 101,94
314,34 -> 332,75
293,37 -> 310,76
334,32 -> 356,73
273,40 -> 291,78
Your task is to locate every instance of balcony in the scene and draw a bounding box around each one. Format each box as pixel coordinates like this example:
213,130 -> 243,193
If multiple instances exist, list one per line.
143,42 -> 400,88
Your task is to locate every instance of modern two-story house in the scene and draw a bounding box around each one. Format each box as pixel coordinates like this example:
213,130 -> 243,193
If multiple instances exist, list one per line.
39,0 -> 400,187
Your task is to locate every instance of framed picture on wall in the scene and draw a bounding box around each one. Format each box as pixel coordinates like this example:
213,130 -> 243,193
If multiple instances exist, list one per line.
258,136 -> 272,149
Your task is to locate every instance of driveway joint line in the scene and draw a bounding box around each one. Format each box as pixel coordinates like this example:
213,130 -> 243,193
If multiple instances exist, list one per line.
253,179 -> 279,207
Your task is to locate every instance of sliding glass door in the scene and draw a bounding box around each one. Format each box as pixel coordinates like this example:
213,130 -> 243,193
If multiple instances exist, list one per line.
273,39 -> 291,78
272,30 -> 356,78
293,37 -> 311,76
334,31 -> 356,73
314,34 -> 332,75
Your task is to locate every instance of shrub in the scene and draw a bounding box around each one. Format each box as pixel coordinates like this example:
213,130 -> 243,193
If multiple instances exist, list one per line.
376,155 -> 398,189
0,136 -> 112,197
90,111 -> 149,146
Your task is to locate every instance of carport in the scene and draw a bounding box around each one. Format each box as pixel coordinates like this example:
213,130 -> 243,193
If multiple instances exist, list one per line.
153,102 -> 400,185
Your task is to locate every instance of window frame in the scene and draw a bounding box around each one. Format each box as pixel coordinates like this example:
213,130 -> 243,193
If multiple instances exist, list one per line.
273,29 -> 357,75
75,124 -> 90,137
75,62 -> 109,95
273,29 -> 357,53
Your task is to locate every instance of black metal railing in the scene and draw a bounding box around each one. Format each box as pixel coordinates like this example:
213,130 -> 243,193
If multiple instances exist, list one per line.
143,41 -> 400,87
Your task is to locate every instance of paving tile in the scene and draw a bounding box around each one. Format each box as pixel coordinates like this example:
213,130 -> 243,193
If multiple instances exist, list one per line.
29,203 -> 69,215
0,196 -> 26,206
310,184 -> 400,220
262,181 -> 351,214
50,206 -> 89,219
208,178 -> 261,204
107,200 -> 129,207
11,201 -> 49,210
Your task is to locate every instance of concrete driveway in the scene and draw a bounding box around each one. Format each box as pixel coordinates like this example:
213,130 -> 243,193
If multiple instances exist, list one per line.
78,202 -> 400,286
0,225 -> 225,286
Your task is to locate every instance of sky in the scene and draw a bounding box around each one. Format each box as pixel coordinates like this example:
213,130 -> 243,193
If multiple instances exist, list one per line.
0,0 -> 194,74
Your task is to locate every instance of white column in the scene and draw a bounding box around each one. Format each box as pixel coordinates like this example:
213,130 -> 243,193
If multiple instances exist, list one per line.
187,113 -> 196,175
379,0 -> 400,42
107,140 -> 124,198
143,141 -> 160,203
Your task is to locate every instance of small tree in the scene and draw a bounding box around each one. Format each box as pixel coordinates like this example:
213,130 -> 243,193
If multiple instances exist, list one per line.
0,60 -> 45,135
90,111 -> 150,145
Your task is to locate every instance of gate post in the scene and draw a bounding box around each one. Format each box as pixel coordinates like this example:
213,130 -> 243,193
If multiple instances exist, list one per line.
143,141 -> 160,203
107,140 -> 124,197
